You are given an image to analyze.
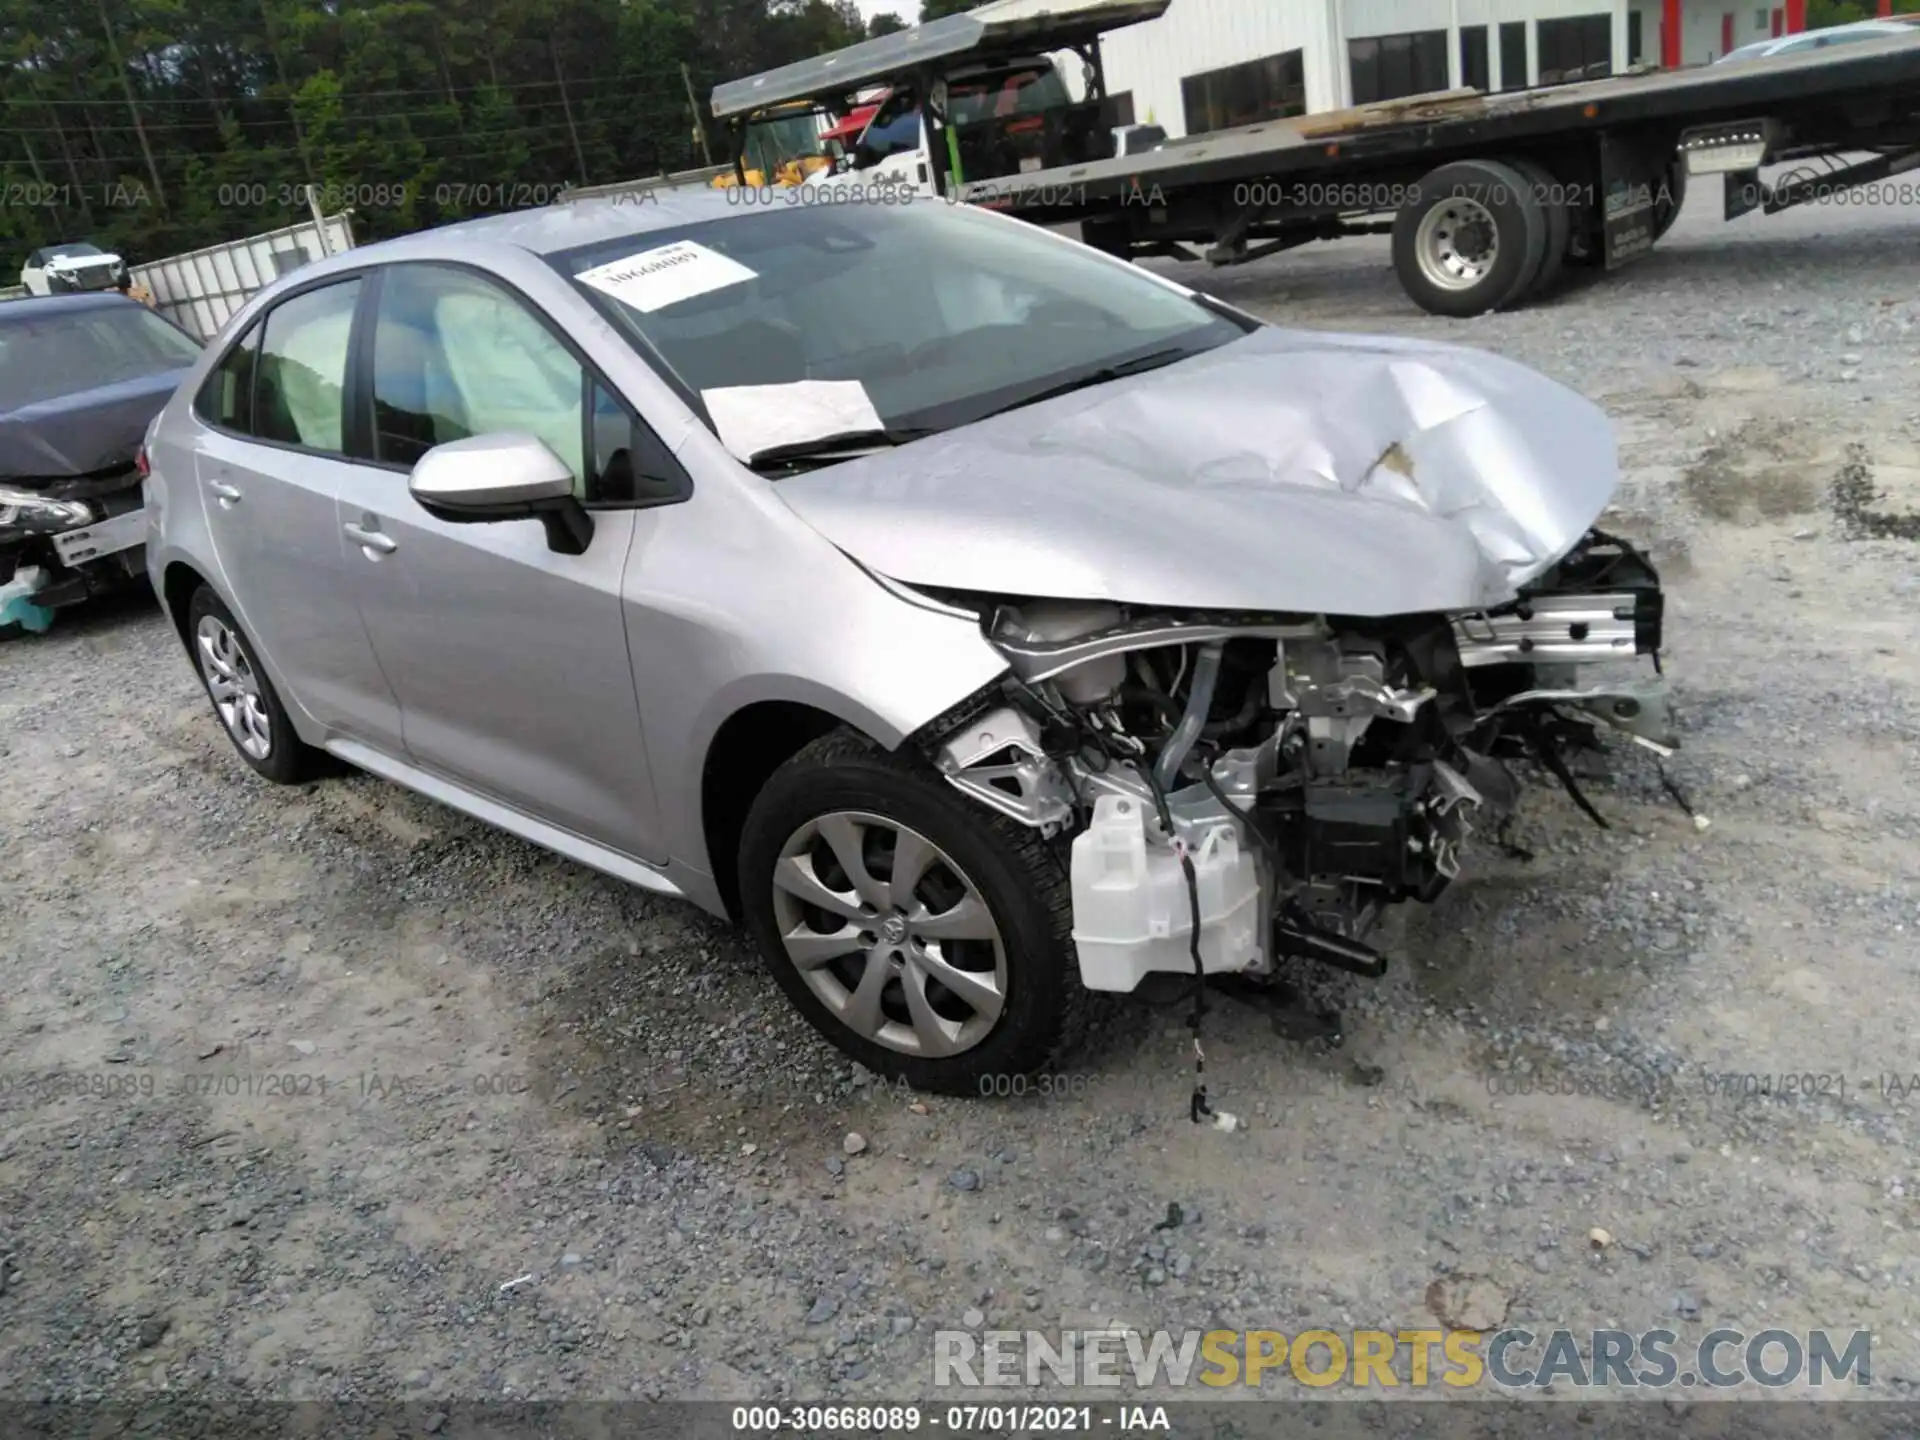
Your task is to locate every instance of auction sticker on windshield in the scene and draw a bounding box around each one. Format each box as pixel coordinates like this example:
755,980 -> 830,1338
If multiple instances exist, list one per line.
576,240 -> 757,313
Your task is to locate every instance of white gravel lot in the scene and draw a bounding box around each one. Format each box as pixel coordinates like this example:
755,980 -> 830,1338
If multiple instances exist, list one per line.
2,180 -> 1918,1430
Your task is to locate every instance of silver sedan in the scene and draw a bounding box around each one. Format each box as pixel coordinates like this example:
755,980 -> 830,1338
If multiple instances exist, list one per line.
145,187 -> 1673,1093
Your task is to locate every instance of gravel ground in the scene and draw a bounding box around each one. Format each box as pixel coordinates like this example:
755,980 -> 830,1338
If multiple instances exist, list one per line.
3,183 -> 1919,1426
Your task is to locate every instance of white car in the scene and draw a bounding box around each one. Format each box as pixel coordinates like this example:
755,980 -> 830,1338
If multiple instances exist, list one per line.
20,241 -> 128,296
1716,19 -> 1914,63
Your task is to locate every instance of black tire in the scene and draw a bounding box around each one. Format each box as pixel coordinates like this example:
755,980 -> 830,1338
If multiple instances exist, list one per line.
1392,158 -> 1548,317
1080,216 -> 1134,261
1651,155 -> 1687,242
737,727 -> 1088,1097
186,585 -> 323,785
1506,157 -> 1571,302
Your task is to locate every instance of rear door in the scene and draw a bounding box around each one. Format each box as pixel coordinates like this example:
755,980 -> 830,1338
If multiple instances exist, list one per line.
192,277 -> 403,748
331,261 -> 667,859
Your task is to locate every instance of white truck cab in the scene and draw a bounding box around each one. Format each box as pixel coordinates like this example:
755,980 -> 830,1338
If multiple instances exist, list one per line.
805,55 -> 1079,200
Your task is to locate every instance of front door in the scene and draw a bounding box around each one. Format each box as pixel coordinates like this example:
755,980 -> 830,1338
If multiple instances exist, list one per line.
192,276 -> 403,749
334,261 -> 664,860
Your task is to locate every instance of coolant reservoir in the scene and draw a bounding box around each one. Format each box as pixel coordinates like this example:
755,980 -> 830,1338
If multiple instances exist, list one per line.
1069,794 -> 1262,992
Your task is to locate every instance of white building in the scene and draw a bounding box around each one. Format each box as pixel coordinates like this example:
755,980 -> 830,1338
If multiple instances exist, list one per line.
986,0 -> 1816,139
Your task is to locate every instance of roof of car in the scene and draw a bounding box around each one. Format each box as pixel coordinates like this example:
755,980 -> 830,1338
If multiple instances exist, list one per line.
1721,21 -> 1912,59
1786,18 -> 1912,39
330,186 -> 749,262
0,292 -> 142,323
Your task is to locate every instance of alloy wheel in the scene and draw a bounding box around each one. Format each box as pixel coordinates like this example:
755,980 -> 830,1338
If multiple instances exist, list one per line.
769,810 -> 1008,1058
195,614 -> 272,760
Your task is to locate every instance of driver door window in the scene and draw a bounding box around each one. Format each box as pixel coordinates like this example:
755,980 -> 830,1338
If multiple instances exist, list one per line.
370,264 -> 684,505
371,264 -> 586,492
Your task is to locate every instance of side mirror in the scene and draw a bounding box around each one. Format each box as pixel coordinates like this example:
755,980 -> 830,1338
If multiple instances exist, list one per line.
408,432 -> 595,556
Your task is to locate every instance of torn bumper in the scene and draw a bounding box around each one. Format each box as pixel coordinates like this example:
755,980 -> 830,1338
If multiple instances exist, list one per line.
929,530 -> 1677,998
1453,529 -> 1677,754
0,481 -> 148,607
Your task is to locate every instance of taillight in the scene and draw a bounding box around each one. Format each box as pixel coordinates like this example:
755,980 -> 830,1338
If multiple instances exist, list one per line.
135,446 -> 151,479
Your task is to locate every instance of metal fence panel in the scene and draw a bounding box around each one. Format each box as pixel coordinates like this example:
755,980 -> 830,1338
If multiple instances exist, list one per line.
131,212 -> 356,340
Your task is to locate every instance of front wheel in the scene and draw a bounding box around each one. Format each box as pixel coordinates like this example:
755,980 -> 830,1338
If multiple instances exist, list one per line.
737,728 -> 1087,1096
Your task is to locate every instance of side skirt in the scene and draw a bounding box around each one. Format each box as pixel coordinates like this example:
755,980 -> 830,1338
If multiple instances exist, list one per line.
324,738 -> 687,900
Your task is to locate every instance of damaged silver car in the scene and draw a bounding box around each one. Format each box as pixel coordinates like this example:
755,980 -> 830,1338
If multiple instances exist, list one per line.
145,190 -> 1674,1094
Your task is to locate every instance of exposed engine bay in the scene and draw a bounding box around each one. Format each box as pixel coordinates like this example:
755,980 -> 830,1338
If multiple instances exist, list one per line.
919,529 -> 1674,998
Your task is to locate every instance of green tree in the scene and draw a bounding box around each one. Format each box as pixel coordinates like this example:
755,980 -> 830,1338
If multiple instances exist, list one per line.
868,11 -> 908,35
917,0 -> 982,19
1808,0 -> 1920,20
0,0 -> 886,264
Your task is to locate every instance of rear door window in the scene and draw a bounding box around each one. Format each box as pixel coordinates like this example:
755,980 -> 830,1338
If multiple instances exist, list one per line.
254,279 -> 362,454
195,322 -> 262,433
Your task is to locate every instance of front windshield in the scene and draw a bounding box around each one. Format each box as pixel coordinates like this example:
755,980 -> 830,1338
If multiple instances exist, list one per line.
0,304 -> 201,406
45,242 -> 106,260
743,111 -> 827,174
556,201 -> 1246,446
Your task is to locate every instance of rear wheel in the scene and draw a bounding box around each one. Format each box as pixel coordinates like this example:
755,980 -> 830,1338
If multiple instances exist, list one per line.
187,585 -> 323,785
1651,155 -> 1688,241
1507,157 -> 1572,302
737,728 -> 1086,1096
1393,158 -> 1548,317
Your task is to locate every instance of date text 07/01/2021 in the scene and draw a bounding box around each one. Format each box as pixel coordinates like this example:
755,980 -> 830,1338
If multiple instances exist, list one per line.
0,1070 -> 533,1102
729,1404 -> 1167,1434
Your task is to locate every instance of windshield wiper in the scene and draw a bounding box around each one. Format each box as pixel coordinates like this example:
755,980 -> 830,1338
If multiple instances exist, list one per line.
981,347 -> 1199,421
747,426 -> 938,474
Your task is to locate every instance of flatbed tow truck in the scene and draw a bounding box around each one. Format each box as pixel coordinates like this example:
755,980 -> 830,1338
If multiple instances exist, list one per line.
709,0 -> 1920,316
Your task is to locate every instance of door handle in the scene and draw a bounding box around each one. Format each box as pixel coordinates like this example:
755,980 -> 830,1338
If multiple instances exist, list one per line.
208,481 -> 242,508
343,521 -> 397,556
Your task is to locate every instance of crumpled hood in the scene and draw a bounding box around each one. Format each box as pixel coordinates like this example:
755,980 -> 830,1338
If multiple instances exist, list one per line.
0,367 -> 187,482
773,326 -> 1619,617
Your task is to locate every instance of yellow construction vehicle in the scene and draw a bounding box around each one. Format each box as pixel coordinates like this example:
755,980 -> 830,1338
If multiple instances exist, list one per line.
710,100 -> 838,189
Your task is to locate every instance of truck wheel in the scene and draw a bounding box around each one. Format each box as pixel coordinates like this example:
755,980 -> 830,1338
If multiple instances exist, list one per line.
1081,216 -> 1133,260
1394,159 -> 1548,317
1507,158 -> 1571,301
737,727 -> 1088,1096
1651,156 -> 1687,242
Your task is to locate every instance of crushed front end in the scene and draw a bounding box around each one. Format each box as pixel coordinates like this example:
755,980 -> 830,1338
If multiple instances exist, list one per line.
918,529 -> 1673,997
0,461 -> 151,618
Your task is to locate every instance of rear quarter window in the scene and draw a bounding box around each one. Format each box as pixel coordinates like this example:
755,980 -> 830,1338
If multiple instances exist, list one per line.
195,322 -> 262,434
252,279 -> 362,454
